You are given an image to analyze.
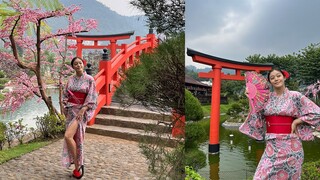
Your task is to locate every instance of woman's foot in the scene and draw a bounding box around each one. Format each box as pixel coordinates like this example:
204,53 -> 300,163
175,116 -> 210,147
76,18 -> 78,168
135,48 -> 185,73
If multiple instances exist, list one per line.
72,165 -> 84,179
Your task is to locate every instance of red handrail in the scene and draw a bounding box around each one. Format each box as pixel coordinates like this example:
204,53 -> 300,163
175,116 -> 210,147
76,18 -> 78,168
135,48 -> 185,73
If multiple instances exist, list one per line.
87,33 -> 157,125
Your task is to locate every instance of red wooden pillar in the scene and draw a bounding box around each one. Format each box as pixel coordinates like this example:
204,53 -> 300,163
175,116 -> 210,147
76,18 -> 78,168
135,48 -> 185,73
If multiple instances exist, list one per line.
209,65 -> 222,154
76,39 -> 83,57
110,39 -> 117,59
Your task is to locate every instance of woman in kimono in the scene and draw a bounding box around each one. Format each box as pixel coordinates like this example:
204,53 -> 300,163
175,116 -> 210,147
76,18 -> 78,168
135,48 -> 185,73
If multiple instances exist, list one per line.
239,68 -> 320,180
62,57 -> 97,179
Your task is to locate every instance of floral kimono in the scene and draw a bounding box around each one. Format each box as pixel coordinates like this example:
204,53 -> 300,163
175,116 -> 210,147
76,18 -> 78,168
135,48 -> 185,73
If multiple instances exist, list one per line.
239,88 -> 320,180
62,73 -> 97,168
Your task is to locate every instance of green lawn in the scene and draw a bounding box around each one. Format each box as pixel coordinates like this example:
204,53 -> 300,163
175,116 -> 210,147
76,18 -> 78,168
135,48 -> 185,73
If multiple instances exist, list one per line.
197,104 -> 232,135
201,104 -> 231,117
0,140 -> 51,164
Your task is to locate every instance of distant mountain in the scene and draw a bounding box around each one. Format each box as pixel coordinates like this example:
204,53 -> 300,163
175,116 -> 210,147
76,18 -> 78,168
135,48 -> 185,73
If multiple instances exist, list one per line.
186,65 -> 235,74
185,65 -> 211,73
48,0 -> 149,42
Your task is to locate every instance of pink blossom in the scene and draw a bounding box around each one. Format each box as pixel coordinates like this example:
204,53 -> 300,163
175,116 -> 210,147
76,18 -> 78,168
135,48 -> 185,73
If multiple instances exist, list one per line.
0,0 -> 97,113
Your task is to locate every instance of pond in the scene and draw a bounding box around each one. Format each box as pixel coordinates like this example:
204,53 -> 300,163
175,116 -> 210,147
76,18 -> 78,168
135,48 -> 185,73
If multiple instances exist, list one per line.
0,88 -> 60,128
197,124 -> 320,180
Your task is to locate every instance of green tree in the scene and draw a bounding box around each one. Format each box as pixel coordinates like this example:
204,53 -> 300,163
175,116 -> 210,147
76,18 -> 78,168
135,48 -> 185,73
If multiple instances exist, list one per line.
296,43 -> 320,85
185,89 -> 204,121
221,80 -> 245,100
115,33 -> 184,115
246,54 -> 300,90
130,0 -> 185,35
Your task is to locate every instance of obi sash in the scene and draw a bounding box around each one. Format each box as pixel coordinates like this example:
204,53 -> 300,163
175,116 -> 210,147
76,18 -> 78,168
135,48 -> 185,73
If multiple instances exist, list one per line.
265,116 -> 294,134
67,90 -> 87,104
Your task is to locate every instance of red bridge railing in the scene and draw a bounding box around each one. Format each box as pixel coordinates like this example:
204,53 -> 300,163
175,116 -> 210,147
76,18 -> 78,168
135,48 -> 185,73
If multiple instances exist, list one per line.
88,33 -> 157,125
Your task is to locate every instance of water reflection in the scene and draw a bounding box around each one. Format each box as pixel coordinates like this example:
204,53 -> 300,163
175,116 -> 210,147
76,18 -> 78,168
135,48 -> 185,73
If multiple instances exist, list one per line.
0,88 -> 60,128
198,125 -> 320,180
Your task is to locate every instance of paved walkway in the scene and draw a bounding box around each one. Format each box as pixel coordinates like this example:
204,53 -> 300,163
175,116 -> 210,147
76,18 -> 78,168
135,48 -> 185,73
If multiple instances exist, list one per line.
0,133 -> 154,179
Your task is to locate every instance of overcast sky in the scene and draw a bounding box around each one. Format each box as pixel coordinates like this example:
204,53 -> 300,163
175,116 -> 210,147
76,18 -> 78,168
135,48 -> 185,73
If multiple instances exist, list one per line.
96,0 -> 144,16
186,0 -> 320,69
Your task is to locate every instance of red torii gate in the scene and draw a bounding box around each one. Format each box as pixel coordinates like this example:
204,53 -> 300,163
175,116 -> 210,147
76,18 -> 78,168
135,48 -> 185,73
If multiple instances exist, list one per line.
187,48 -> 273,154
67,31 -> 135,59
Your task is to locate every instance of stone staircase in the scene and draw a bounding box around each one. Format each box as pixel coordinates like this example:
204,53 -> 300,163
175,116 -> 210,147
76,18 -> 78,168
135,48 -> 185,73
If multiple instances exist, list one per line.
86,104 -> 178,147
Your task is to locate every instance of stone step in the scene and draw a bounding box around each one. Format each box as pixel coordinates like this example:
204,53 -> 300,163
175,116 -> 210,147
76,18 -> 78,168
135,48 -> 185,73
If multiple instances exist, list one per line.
95,114 -> 172,133
86,124 -> 177,147
99,106 -> 172,122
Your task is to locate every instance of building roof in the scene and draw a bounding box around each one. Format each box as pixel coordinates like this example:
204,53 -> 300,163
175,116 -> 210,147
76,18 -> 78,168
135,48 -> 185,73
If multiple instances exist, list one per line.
185,75 -> 211,87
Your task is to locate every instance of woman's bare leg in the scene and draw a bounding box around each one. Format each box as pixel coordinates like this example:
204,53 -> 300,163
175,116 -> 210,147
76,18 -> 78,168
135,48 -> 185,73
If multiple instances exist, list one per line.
64,120 -> 80,170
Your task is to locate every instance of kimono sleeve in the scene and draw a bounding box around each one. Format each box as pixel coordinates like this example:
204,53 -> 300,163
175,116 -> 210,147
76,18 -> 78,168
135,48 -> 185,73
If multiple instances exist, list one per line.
294,92 -> 320,140
62,79 -> 71,103
239,111 -> 265,140
83,77 -> 97,111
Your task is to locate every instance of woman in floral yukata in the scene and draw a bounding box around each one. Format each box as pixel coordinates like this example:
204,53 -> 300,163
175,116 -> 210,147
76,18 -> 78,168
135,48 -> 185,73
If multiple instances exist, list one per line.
239,68 -> 320,180
62,57 -> 97,179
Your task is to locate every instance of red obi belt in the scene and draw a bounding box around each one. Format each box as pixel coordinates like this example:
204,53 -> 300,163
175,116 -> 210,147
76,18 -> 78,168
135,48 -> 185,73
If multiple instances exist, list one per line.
67,90 -> 87,104
265,116 -> 294,134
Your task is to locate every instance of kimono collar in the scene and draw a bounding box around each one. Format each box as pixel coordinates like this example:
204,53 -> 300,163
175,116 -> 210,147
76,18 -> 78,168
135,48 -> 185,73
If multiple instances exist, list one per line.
74,72 -> 86,79
271,87 -> 290,99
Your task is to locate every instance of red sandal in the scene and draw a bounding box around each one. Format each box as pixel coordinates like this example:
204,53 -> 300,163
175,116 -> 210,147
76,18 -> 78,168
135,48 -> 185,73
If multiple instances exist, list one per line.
72,165 -> 84,179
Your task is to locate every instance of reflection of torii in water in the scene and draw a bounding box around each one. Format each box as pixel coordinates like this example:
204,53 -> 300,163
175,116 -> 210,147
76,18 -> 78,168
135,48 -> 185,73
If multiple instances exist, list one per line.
187,48 -> 273,154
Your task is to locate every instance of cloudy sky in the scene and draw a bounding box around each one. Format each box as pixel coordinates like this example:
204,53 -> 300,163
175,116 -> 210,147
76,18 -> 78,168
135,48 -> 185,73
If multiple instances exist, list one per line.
186,0 -> 320,68
96,0 -> 144,16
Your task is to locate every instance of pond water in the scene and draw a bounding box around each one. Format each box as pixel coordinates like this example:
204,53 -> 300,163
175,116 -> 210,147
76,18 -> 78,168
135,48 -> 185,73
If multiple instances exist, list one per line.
0,88 -> 60,128
198,125 -> 320,180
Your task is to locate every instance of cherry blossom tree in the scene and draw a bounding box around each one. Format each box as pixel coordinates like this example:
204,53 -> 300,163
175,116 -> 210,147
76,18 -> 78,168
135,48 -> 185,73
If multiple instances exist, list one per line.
0,0 -> 97,119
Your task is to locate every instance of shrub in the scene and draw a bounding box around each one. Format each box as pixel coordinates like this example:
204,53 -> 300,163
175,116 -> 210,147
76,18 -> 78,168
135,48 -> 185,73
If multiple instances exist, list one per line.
185,89 -> 204,121
0,94 -> 4,101
185,166 -> 206,180
15,119 -> 28,145
0,71 -> 5,78
227,103 -> 242,116
35,113 -> 65,139
238,98 -> 249,109
0,78 -> 9,85
185,148 -> 206,171
185,122 -> 206,149
4,119 -> 28,147
5,122 -> 16,148
302,160 -> 320,180
0,122 -> 6,150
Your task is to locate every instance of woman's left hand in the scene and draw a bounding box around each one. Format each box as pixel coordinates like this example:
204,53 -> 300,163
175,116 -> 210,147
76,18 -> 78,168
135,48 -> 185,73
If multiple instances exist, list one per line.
291,119 -> 303,134
76,106 -> 87,121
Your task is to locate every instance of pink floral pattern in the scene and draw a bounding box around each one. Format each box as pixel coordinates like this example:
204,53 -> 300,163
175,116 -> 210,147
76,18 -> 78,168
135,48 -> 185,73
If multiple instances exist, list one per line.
62,73 -> 97,168
240,88 -> 320,179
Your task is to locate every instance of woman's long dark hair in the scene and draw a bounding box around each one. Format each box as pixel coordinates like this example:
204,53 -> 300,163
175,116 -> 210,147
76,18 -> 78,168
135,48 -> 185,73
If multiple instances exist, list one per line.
71,57 -> 83,67
267,67 -> 287,82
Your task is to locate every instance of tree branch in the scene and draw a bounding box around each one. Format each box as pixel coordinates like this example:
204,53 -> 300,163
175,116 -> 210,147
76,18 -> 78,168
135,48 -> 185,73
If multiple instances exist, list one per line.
40,30 -> 88,43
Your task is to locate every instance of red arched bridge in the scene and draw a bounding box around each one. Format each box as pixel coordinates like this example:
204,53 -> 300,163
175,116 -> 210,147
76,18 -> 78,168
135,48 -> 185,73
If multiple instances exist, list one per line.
67,31 -> 157,126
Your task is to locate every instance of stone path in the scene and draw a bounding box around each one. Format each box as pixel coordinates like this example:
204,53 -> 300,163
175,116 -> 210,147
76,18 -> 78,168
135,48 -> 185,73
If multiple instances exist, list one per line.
0,133 -> 154,179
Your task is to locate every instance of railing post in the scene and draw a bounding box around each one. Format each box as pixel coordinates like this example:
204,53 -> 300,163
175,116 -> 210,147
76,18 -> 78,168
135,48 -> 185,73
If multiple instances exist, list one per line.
147,33 -> 157,52
85,63 -> 92,75
135,36 -> 141,60
99,49 -> 112,105
121,44 -> 127,54
104,52 -> 112,106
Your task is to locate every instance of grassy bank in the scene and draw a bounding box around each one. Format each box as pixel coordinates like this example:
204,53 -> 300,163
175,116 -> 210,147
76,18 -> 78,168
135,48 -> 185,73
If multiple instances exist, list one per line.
195,104 -> 232,136
0,140 -> 51,164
